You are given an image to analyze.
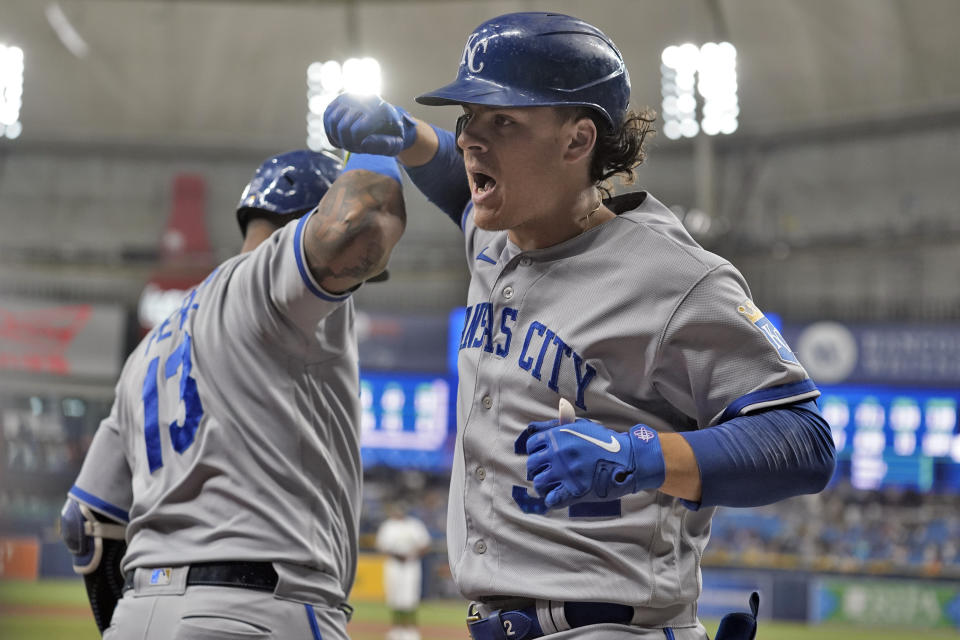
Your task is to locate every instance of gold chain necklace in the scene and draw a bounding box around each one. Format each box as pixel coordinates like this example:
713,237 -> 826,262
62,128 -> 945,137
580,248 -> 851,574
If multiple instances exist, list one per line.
577,189 -> 603,228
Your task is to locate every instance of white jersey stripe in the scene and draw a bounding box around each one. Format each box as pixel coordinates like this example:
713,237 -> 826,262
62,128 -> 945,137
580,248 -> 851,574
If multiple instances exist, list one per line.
737,390 -> 821,416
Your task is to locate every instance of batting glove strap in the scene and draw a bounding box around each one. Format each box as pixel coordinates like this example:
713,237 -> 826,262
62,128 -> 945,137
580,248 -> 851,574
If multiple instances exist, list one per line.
343,153 -> 403,185
397,108 -> 419,150
624,425 -> 666,492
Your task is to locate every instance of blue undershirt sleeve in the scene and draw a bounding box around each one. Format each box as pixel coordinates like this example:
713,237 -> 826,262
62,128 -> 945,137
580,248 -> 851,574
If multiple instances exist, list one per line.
679,400 -> 837,509
402,125 -> 471,227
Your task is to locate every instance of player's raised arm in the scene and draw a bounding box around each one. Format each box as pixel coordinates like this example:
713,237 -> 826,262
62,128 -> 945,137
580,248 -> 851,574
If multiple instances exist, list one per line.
303,153 -> 407,294
324,94 -> 471,224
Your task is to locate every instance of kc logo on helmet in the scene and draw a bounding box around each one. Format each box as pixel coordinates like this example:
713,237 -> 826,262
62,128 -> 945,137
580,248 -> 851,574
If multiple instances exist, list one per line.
460,33 -> 490,73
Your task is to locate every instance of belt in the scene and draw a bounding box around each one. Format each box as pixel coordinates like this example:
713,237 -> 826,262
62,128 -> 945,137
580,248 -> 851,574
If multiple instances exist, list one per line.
467,600 -> 635,640
123,562 -> 279,592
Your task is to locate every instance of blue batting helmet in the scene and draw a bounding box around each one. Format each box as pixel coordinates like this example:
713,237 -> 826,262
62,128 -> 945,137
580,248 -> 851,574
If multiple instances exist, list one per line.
236,149 -> 342,233
416,12 -> 630,129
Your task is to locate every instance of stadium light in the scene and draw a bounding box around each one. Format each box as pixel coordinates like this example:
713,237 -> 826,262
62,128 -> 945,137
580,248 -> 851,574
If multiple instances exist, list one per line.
306,57 -> 382,151
342,57 -> 381,95
0,43 -> 25,140
660,41 -> 738,140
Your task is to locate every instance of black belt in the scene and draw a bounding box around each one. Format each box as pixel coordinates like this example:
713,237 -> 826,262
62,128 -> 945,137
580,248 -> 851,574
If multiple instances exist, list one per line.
123,562 -> 278,592
467,600 -> 635,639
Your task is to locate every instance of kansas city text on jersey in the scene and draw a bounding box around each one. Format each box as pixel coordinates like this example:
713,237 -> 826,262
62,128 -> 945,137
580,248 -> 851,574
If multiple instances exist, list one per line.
458,302 -> 597,410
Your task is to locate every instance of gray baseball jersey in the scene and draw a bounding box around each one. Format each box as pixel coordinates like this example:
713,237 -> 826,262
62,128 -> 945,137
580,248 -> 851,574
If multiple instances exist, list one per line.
70,211 -> 363,608
449,192 -> 818,626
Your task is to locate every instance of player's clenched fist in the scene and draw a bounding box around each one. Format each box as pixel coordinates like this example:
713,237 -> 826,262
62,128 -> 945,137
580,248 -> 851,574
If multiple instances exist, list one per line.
523,418 -> 666,509
323,93 -> 419,156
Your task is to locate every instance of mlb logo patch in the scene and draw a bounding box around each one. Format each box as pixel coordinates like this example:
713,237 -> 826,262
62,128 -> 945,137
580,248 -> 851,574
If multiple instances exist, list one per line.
635,426 -> 656,442
149,568 -> 172,586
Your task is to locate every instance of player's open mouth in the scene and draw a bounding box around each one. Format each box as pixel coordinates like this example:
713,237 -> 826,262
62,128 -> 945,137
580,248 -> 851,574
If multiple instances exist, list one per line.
472,172 -> 497,196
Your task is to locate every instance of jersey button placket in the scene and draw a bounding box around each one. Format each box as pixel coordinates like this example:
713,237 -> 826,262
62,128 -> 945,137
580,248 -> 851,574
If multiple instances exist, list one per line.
475,465 -> 486,481
502,285 -> 514,300
474,539 -> 487,554
481,395 -> 493,410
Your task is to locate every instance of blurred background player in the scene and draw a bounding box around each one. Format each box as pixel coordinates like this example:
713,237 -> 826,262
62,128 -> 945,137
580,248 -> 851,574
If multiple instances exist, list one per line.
58,149 -> 406,638
324,11 -> 836,640
375,504 -> 432,640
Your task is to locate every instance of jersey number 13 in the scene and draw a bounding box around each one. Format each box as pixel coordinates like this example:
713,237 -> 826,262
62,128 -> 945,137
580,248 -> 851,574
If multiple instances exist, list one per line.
141,332 -> 205,473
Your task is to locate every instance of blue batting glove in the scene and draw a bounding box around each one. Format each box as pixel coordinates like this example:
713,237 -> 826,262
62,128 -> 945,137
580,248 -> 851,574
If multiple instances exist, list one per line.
525,418 -> 665,510
323,93 -> 418,156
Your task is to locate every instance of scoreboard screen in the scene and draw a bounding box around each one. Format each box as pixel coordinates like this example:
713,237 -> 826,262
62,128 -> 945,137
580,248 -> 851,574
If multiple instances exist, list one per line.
354,362 -> 960,488
359,371 -> 456,471
820,385 -> 960,492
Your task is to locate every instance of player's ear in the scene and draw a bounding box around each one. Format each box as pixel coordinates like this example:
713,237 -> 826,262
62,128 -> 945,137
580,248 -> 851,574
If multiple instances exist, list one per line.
563,116 -> 597,164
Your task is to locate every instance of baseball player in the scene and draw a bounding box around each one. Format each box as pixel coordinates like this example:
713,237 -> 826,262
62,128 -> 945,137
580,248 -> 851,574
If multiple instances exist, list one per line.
375,505 -> 432,640
323,11 -> 836,640
59,149 -> 406,639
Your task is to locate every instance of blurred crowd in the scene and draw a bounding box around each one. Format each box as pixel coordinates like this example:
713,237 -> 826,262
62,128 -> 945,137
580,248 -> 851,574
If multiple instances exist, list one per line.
703,482 -> 960,578
4,397 -> 959,583
360,468 -> 449,544
358,473 -> 960,585
0,397 -> 104,528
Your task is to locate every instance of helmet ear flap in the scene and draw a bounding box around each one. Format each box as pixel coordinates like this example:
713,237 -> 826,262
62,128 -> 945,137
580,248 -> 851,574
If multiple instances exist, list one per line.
237,208 -> 305,237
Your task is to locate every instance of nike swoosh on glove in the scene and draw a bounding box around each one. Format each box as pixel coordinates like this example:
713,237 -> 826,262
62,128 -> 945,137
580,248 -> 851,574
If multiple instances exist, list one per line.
323,93 -> 418,156
523,418 -> 666,510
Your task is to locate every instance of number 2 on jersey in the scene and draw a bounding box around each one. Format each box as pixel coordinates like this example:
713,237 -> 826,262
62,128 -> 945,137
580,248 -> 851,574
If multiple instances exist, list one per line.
141,332 -> 205,473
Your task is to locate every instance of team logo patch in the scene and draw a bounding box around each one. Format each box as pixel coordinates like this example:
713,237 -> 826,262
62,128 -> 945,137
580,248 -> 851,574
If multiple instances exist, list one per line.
634,426 -> 656,442
737,300 -> 799,364
149,568 -> 172,585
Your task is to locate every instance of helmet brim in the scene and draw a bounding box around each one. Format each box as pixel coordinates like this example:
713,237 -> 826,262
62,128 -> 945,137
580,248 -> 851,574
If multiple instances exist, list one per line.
417,76 -> 540,108
417,76 -> 616,128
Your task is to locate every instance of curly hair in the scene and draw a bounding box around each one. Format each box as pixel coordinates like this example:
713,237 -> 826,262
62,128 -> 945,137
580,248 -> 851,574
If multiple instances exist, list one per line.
566,107 -> 657,197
